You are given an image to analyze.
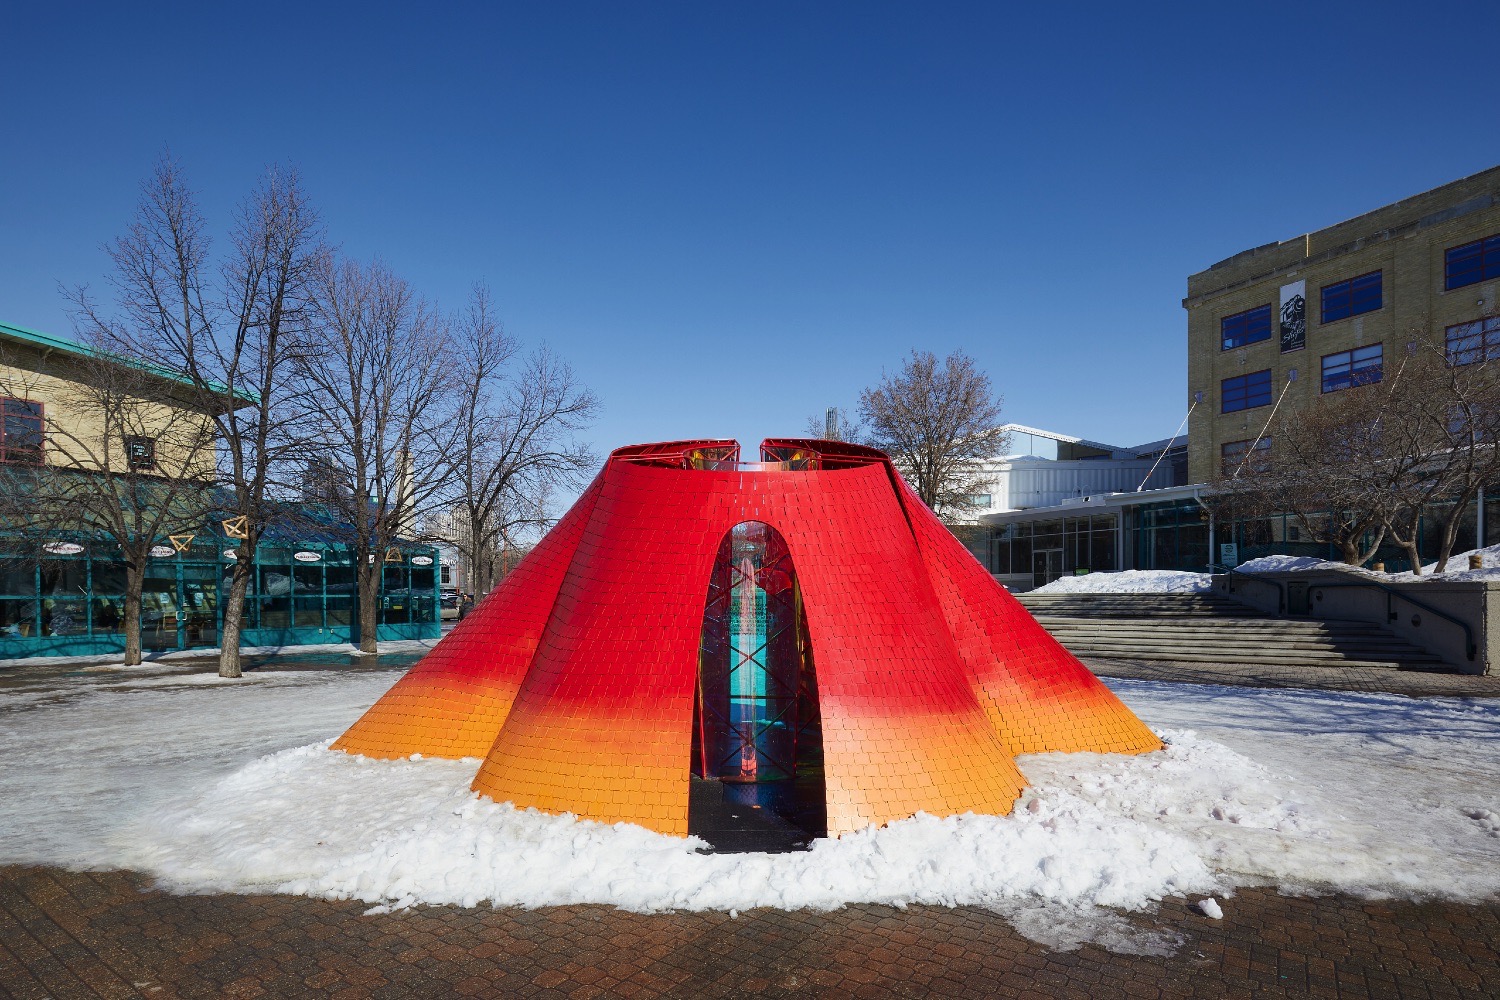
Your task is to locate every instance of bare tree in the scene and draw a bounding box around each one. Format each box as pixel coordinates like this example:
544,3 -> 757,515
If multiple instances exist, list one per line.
23,339 -> 219,663
443,285 -> 597,598
802,406 -> 862,443
299,257 -> 456,652
858,349 -> 1006,519
73,155 -> 324,677
1217,331 -> 1500,573
1214,371 -> 1393,567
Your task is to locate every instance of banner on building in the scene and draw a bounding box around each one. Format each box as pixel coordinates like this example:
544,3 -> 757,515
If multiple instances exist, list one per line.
1279,280 -> 1306,353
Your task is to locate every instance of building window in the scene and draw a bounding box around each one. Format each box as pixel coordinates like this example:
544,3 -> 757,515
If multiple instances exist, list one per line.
1321,344 -> 1383,392
124,436 -> 156,470
0,398 -> 43,465
968,493 -> 993,509
1447,316 -> 1500,366
1446,233 -> 1500,291
1220,304 -> 1272,350
1320,271 -> 1383,323
1220,437 -> 1270,475
1221,369 -> 1273,413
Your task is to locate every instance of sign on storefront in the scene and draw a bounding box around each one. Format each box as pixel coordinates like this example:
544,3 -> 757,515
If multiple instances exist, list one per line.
42,542 -> 84,555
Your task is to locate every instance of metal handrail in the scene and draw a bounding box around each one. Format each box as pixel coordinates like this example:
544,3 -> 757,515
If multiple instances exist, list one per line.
1210,563 -> 1286,614
1304,580 -> 1477,662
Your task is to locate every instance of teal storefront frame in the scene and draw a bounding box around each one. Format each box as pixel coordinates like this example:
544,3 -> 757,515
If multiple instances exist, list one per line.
0,535 -> 440,660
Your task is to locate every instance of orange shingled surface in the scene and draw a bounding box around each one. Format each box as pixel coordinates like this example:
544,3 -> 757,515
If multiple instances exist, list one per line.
333,439 -> 1161,837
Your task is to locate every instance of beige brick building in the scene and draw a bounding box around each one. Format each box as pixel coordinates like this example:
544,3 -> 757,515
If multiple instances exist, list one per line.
0,320 -> 226,479
1185,166 -> 1500,485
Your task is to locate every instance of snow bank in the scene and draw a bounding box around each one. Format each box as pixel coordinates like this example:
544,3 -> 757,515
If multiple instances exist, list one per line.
1031,570 -> 1211,595
1236,543 -> 1500,583
1235,555 -> 1332,574
126,739 -> 1217,927
2,669 -> 1498,954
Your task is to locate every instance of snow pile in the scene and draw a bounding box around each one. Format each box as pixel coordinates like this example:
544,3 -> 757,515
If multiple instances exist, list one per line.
2,669 -> 1499,954
1235,555 -> 1332,574
126,739 -> 1217,925
1030,570 -> 1211,595
1236,544 -> 1500,583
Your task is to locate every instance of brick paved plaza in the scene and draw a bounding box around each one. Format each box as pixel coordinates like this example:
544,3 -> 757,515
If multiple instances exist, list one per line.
3,652 -> 1499,998
3,864 -> 1498,999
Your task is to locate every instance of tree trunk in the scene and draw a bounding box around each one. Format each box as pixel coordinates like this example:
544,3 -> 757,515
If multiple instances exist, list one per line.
1401,540 -> 1422,575
122,561 -> 145,667
1433,486 -> 1479,573
357,558 -> 380,654
219,553 -> 253,679
1339,525 -> 1385,567
1387,515 -> 1423,575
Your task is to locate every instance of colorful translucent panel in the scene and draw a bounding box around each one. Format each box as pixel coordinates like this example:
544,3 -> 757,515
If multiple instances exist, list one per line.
694,521 -> 810,784
333,438 -> 1162,838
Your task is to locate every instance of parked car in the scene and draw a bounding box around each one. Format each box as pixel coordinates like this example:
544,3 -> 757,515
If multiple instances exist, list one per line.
440,589 -> 462,621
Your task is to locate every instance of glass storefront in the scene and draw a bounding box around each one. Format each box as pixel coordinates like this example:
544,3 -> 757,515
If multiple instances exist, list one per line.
0,534 -> 440,658
990,513 -> 1118,587
984,486 -> 1500,582
1218,487 -> 1500,573
1130,499 -> 1210,573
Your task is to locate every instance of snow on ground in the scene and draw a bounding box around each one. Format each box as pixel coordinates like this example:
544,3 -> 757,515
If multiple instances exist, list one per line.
1031,570 -> 1211,595
1239,542 -> 1500,583
2,669 -> 1498,955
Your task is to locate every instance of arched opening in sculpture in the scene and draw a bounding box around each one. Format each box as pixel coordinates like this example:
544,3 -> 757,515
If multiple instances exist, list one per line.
689,520 -> 826,848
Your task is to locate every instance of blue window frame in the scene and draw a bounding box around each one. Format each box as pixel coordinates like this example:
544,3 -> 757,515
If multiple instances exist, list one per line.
1221,369 -> 1273,413
1221,304 -> 1272,350
1447,316 -> 1500,366
1321,344 -> 1383,392
1446,234 -> 1500,291
1320,271 -> 1382,323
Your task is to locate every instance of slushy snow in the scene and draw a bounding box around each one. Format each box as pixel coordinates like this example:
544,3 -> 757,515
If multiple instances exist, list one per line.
1,666 -> 1498,954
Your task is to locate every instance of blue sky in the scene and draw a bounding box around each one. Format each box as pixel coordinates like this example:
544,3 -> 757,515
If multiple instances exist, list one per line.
4,2 -> 1499,458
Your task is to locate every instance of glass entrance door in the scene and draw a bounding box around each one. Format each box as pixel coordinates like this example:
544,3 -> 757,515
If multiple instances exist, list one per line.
179,565 -> 219,648
1032,548 -> 1064,589
141,567 -> 181,652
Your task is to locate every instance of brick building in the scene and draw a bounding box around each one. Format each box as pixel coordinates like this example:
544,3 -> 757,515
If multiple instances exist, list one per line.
1185,165 -> 1500,484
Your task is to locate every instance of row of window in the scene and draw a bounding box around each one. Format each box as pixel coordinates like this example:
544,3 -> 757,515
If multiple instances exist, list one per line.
1220,271 -> 1383,350
1221,314 -> 1500,412
1219,228 -> 1500,351
1221,345 -> 1385,412
0,397 -> 157,469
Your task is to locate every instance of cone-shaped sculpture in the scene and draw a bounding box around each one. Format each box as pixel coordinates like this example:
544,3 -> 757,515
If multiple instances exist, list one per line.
334,439 -> 1161,836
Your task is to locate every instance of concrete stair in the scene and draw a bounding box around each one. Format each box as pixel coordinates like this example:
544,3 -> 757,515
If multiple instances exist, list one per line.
1016,592 -> 1450,671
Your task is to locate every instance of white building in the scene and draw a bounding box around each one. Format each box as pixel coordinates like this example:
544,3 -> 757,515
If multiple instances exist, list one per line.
968,424 -> 1192,591
968,424 -> 1183,515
